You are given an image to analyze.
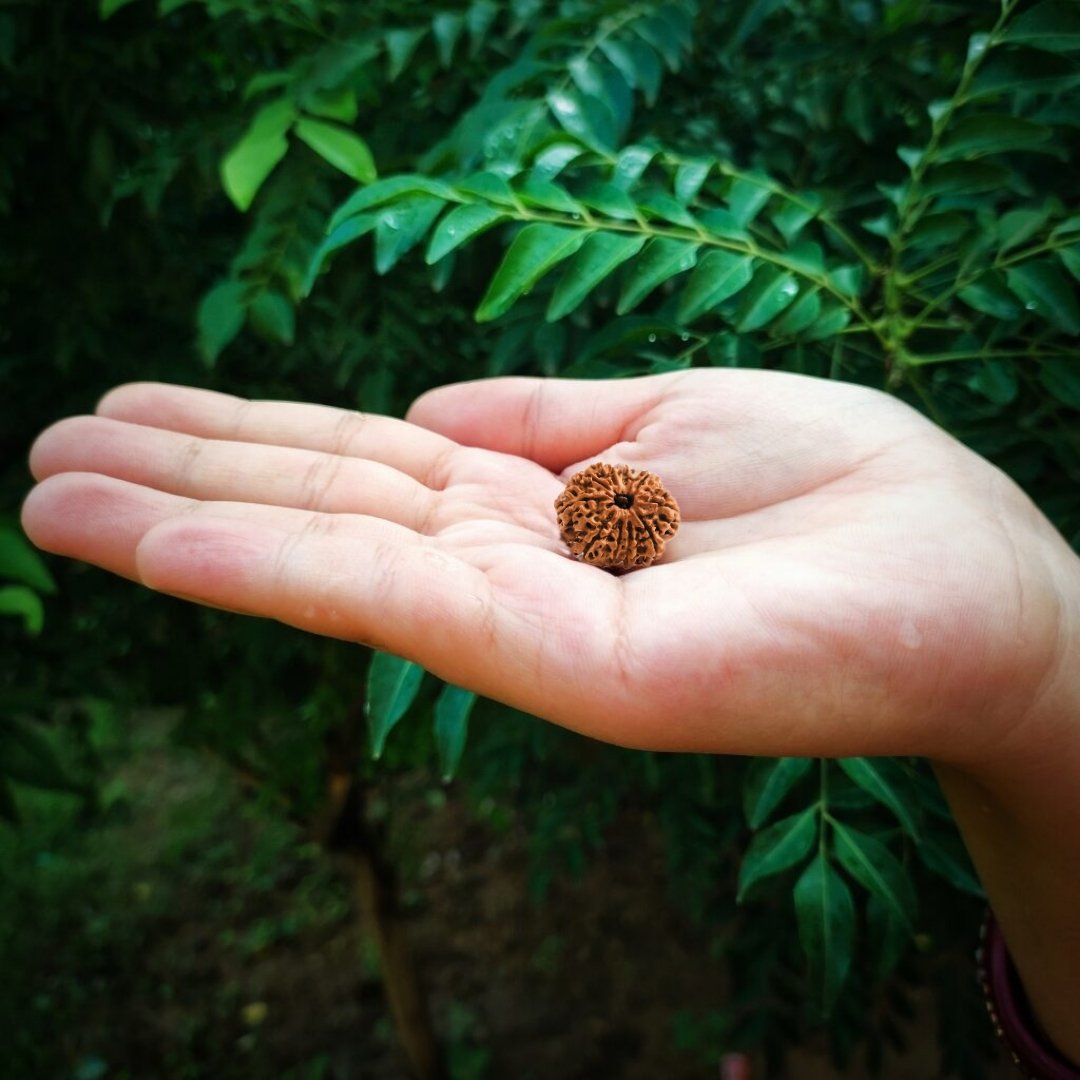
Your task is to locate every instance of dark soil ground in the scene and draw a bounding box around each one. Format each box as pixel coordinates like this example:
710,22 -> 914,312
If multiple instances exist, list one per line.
0,713 -> 1015,1079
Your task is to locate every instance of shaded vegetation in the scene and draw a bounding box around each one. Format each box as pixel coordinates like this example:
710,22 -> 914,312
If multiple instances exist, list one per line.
3,0 -> 1077,1074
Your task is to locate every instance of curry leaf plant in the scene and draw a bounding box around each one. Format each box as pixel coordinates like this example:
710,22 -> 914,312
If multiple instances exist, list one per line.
182,0 -> 1079,1066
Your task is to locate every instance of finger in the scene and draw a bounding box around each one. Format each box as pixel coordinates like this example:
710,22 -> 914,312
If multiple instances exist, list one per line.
96,382 -> 459,486
31,415 -> 440,532
21,472 -> 419,583
25,471 -> 635,741
406,374 -> 679,472
130,512 -> 627,729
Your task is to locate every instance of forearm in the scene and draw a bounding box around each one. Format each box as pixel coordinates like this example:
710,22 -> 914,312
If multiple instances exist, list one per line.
933,676 -> 1080,1063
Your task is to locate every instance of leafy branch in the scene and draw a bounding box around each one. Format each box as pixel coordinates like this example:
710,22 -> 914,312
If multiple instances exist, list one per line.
310,168 -> 875,349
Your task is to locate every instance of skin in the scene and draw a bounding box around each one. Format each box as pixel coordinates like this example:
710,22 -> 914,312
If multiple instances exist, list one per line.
20,370 -> 1080,1058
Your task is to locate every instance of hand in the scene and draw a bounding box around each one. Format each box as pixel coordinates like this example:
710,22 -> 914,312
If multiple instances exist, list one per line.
21,371 -> 1079,768
21,372 -> 1080,1056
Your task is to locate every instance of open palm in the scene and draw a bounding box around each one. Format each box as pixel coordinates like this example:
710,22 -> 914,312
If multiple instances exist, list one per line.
22,371 -> 1071,765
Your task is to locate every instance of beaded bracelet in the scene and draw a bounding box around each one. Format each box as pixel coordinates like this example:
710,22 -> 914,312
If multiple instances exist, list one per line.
978,913 -> 1080,1078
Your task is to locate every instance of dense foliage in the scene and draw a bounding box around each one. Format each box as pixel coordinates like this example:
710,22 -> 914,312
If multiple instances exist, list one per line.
3,0 -> 1078,1074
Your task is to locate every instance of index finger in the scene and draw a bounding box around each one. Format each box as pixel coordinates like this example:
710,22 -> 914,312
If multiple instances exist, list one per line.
97,382 -> 460,487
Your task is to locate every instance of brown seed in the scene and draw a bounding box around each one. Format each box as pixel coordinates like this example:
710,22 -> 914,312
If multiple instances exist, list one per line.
554,462 -> 680,571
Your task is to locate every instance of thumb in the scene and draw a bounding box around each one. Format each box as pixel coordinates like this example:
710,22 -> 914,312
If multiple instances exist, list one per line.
406,374 -> 675,473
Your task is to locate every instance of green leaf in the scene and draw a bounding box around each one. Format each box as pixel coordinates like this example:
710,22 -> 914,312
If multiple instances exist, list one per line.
374,195 -> 446,275
220,100 -> 296,212
294,118 -> 376,182
572,60 -> 633,142
958,271 -> 1022,319
633,10 -> 684,70
653,4 -> 693,52
599,37 -> 662,105
920,161 -> 1011,197
786,241 -> 826,275
0,585 -> 44,635
432,12 -> 465,67
734,265 -> 799,331
832,821 -> 916,931
674,159 -> 712,202
532,142 -> 586,180
742,757 -> 813,829
100,0 -> 138,19
676,250 -> 755,322
1040,357 -> 1080,407
547,233 -> 646,320
385,27 -> 426,81
197,281 -> 248,364
794,852 -> 855,1015
302,214 -> 377,295
907,211 -> 972,251
328,176 -> 458,232
866,892 -> 910,979
617,238 -> 699,314
466,0 -> 498,56
455,172 -> 517,207
916,830 -> 985,898
547,89 -> 615,151
771,200 -> 816,243
426,203 -> 508,264
578,315 -> 681,362
696,208 -> 751,241
611,145 -> 656,189
968,358 -> 1019,405
836,758 -> 921,841
1006,260 -> 1080,334
0,717 -> 84,795
517,176 -> 585,215
434,684 -> 475,781
1007,1 -> 1080,53
726,176 -> 772,226
736,808 -> 817,900
937,115 -> 1052,161
248,290 -> 295,346
637,190 -> 697,228
0,526 -> 56,594
1052,216 -> 1080,238
476,224 -> 588,322
828,265 -> 865,298
244,70 -> 294,100
301,87 -> 359,123
726,0 -> 786,51
578,182 -> 639,221
366,652 -> 425,759
969,49 -> 1080,99
1059,244 -> 1080,283
771,289 -> 822,336
998,206 -> 1052,254
803,303 -> 851,342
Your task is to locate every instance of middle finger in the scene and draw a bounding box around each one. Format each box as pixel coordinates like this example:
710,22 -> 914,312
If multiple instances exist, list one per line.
31,415 -> 442,532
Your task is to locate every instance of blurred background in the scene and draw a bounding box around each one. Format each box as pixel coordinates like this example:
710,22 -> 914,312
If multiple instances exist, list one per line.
2,0 -> 1077,1076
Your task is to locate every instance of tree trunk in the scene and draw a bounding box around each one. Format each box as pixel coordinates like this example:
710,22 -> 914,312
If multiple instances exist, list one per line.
321,769 -> 447,1080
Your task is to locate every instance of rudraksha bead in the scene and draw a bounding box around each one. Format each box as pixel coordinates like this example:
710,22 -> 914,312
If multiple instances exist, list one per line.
555,462 -> 680,570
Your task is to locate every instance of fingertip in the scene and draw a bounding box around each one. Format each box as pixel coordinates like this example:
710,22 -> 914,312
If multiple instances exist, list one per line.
20,472 -> 105,555
407,375 -> 669,470
95,381 -> 171,418
19,476 -> 56,550
96,381 -> 245,429
27,415 -> 98,481
405,378 -> 489,430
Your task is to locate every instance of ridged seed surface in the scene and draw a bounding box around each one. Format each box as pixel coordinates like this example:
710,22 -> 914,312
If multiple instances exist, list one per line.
555,462 -> 680,571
